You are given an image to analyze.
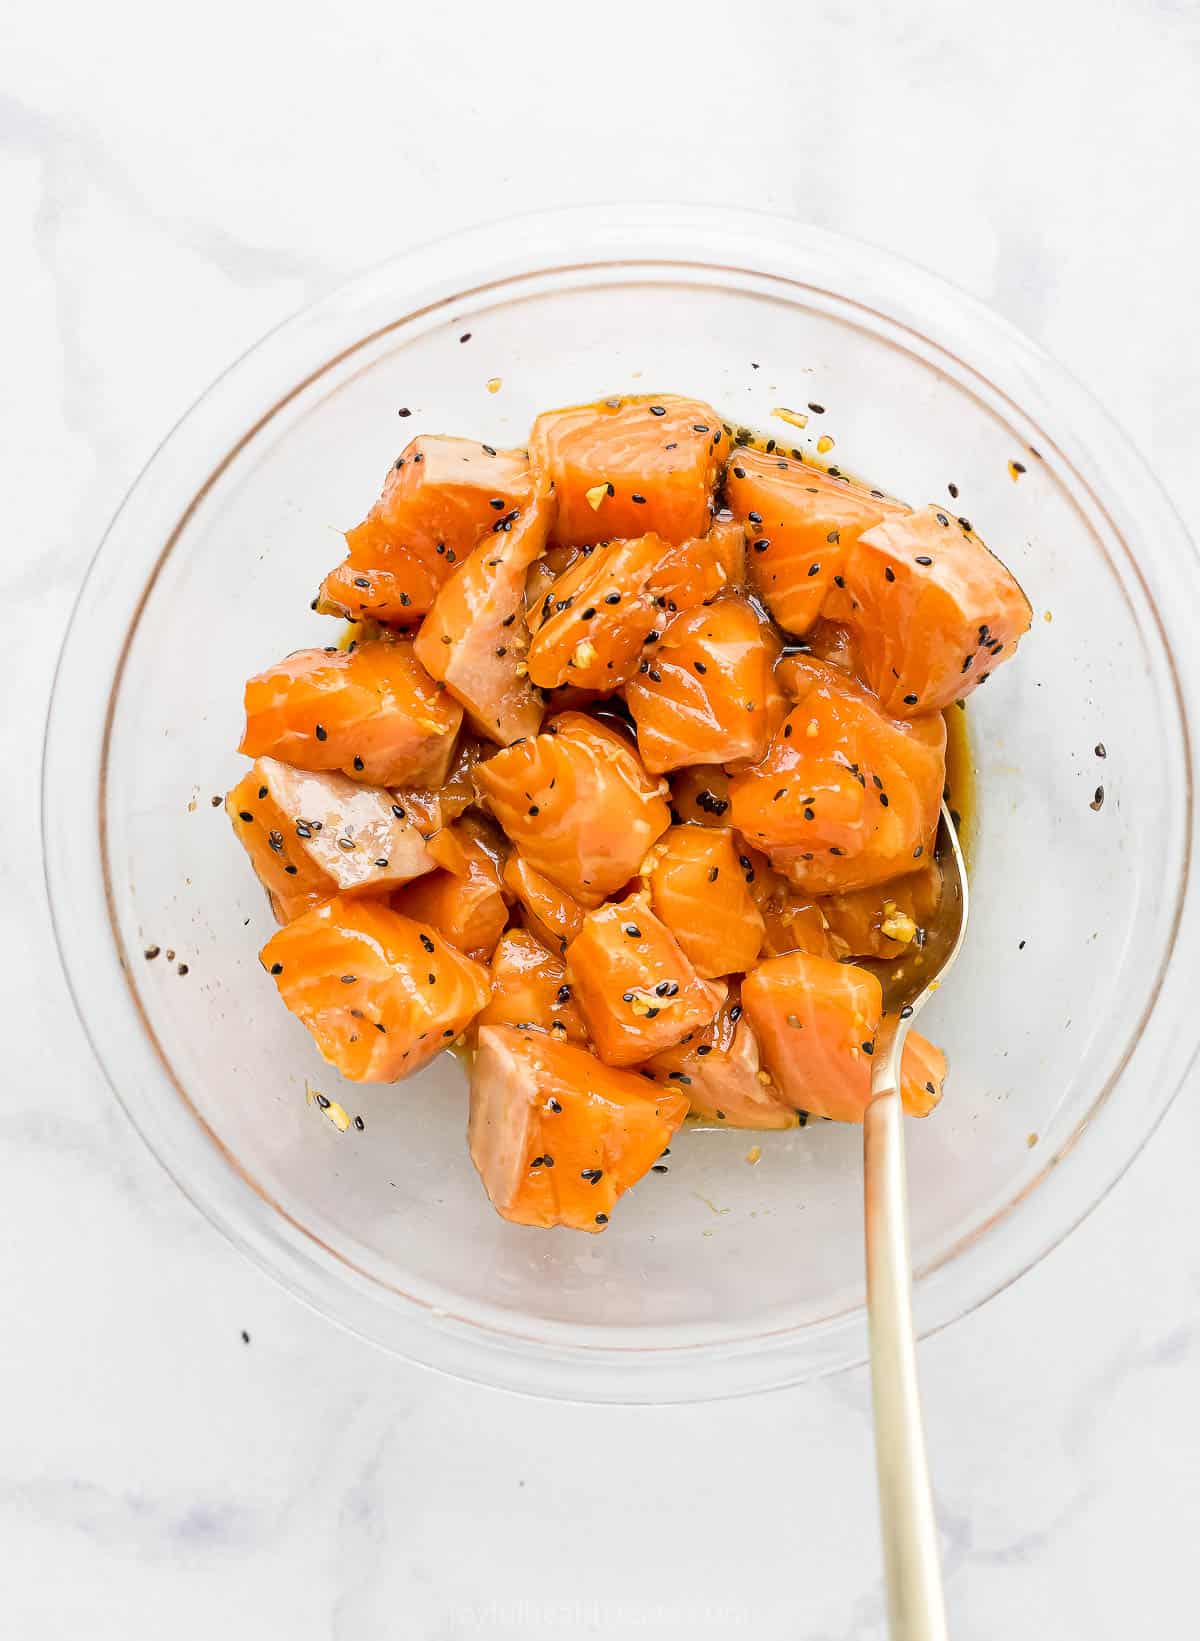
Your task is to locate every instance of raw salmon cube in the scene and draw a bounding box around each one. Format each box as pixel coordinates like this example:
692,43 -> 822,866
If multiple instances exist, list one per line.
474,712 -> 670,908
315,556 -> 441,625
649,516 -> 746,610
823,505 -> 1032,715
566,893 -> 725,1066
390,817 -> 510,962
338,434 -> 532,599
262,896 -> 489,1082
413,489 -> 552,745
239,638 -> 462,789
502,852 -> 586,954
646,826 -> 764,979
474,930 -> 588,1044
725,449 -> 905,635
729,655 -> 945,894
469,1025 -> 688,1231
900,1031 -> 948,1117
725,450 -> 902,634
531,394 -> 722,548
644,988 -> 799,1130
526,534 -> 665,691
741,952 -> 883,1122
624,594 -> 782,774
227,758 -> 434,923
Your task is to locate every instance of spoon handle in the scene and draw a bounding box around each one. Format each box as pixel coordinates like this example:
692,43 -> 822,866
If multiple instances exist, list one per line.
864,1086 -> 949,1641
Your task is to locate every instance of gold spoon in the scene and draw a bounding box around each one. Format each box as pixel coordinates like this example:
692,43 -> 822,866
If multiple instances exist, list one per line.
862,803 -> 968,1641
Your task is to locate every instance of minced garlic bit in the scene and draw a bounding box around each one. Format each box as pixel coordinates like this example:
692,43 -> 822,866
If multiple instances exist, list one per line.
745,1145 -> 762,1165
880,903 -> 918,944
805,718 -> 819,738
584,483 -> 609,511
306,1081 -> 351,1132
755,1069 -> 772,1086
1043,609 -> 1053,624
772,406 -> 808,431
1027,1131 -> 1039,1149
572,639 -> 598,669
487,377 -> 502,394
816,434 -> 835,455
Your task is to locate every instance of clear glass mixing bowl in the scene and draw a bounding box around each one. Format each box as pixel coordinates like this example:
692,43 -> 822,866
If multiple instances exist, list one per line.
43,206 -> 1200,1401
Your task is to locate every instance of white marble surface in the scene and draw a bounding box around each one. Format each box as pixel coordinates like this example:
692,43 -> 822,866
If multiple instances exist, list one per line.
4,1 -> 1200,1634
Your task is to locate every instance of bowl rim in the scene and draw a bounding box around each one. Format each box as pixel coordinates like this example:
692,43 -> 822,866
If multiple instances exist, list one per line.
42,203 -> 1200,1401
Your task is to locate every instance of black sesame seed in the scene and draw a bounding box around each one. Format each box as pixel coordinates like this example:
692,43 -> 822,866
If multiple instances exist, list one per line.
315,1093 -> 331,1110
861,1041 -> 875,1055
1095,742 -> 1107,758
314,723 -> 327,742
623,924 -> 641,938
1090,786 -> 1105,811
459,332 -> 471,343
605,591 -> 621,605
807,401 -> 825,414
807,563 -> 821,577
733,466 -> 746,479
651,1164 -> 669,1174
547,1097 -> 563,1113
936,512 -> 950,527
580,1168 -> 603,1183
269,962 -> 283,975
650,405 -> 666,416
885,566 -> 896,583
238,810 -> 254,823
904,693 -> 919,705
693,660 -> 708,675
353,755 -> 365,771
899,1005 -> 914,1020
595,1213 -> 609,1225
752,538 -> 770,554
144,944 -> 160,960
528,804 -> 539,817
707,866 -> 719,883
645,1006 -> 660,1019
914,554 -> 933,566
803,806 -> 815,821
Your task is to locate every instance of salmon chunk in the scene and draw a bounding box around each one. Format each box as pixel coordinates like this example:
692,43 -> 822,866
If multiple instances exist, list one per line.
469,1025 -> 688,1230
644,989 -> 799,1130
475,930 -> 589,1043
725,449 -> 904,634
526,533 -> 665,691
227,758 -> 434,922
262,896 -> 490,1082
823,505 -> 1032,715
502,852 -> 586,954
413,489 -> 552,744
741,952 -> 883,1122
322,436 -> 533,620
390,818 -> 509,962
475,712 -> 670,907
239,638 -> 463,788
566,892 -> 725,1066
531,394 -> 723,548
729,655 -> 945,894
624,594 -> 782,774
646,825 -> 764,979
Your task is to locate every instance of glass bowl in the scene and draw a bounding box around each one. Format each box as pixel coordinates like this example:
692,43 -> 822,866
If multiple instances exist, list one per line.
44,205 -> 1200,1402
